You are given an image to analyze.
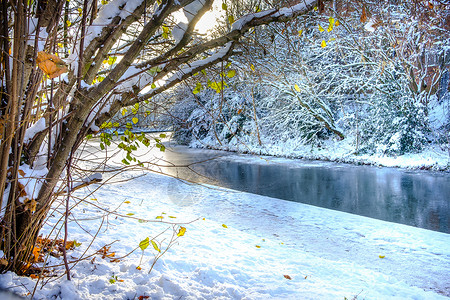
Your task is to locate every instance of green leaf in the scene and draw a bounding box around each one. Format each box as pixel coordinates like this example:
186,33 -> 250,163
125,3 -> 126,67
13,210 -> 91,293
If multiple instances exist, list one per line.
228,15 -> 234,24
109,278 -> 115,284
122,158 -> 130,165
151,83 -> 156,89
100,143 -> 105,150
151,240 -> 161,252
139,237 -> 150,251
149,66 -> 161,75
222,3 -> 227,10
159,133 -> 166,138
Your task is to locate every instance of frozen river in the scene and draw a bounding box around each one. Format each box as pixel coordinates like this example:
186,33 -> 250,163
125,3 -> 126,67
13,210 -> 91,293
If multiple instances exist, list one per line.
152,145 -> 449,233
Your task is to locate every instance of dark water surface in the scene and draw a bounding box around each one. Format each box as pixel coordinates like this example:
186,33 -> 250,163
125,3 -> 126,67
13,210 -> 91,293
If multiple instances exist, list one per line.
157,145 -> 450,233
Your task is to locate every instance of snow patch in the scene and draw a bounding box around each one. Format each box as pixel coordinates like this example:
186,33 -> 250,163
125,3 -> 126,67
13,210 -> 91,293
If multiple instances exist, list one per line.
24,118 -> 46,144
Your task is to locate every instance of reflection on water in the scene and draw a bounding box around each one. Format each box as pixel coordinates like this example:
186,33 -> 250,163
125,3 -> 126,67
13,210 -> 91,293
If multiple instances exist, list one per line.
156,145 -> 450,233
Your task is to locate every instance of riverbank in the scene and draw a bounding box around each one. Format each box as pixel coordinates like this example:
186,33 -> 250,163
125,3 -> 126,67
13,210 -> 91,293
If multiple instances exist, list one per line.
188,137 -> 450,172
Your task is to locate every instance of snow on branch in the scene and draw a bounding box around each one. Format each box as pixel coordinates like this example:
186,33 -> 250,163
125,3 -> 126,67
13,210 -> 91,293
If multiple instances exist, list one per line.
93,0 -> 323,126
138,42 -> 235,102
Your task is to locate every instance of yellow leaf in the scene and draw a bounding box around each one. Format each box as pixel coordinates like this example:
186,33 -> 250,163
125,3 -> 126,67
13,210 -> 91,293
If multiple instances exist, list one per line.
202,218 -> 205,220
250,64 -> 255,71
139,237 -> 149,250
124,201 -> 130,204
298,29 -> 303,36
132,117 -> 138,124
156,216 -> 164,220
335,19 -> 340,26
101,0 -> 108,4
126,213 -> 134,216
66,20 -> 71,27
294,84 -> 301,92
151,240 -> 161,252
168,216 -> 176,218
318,25 -> 324,32
227,70 -> 236,78
91,198 -> 97,201
121,109 -> 127,116
177,226 -> 186,237
379,255 -> 385,259
329,17 -> 335,26
77,7 -> 83,16
222,224 -> 228,228
313,6 -> 318,11
255,245 -> 261,248
321,40 -> 327,48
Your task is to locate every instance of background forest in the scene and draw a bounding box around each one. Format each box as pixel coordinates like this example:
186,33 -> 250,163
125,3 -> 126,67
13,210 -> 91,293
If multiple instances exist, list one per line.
158,1 -> 450,160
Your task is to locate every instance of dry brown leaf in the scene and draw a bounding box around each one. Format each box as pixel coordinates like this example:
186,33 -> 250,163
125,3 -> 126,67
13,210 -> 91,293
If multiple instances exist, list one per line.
283,275 -> 292,280
37,51 -> 68,79
360,5 -> 367,23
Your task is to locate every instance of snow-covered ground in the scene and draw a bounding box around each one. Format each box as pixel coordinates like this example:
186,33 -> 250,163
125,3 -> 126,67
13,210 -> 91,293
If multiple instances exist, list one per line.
0,140 -> 449,299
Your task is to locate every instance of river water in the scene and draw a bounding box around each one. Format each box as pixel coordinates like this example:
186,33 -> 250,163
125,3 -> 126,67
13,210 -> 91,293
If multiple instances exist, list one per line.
152,145 -> 449,234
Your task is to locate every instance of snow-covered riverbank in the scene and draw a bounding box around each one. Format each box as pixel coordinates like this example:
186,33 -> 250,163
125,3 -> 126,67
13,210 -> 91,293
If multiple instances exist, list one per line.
189,137 -> 450,172
1,165 -> 448,299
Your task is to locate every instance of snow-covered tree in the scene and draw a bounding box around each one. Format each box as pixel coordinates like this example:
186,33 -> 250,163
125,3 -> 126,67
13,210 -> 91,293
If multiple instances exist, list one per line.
173,0 -> 449,156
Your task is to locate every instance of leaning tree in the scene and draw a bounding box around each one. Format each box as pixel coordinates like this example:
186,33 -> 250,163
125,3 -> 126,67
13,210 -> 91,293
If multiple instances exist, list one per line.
0,0 -> 329,273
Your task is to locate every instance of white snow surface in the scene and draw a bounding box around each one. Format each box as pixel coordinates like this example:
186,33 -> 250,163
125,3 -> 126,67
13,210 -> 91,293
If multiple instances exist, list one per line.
0,141 -> 449,299
0,145 -> 450,299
